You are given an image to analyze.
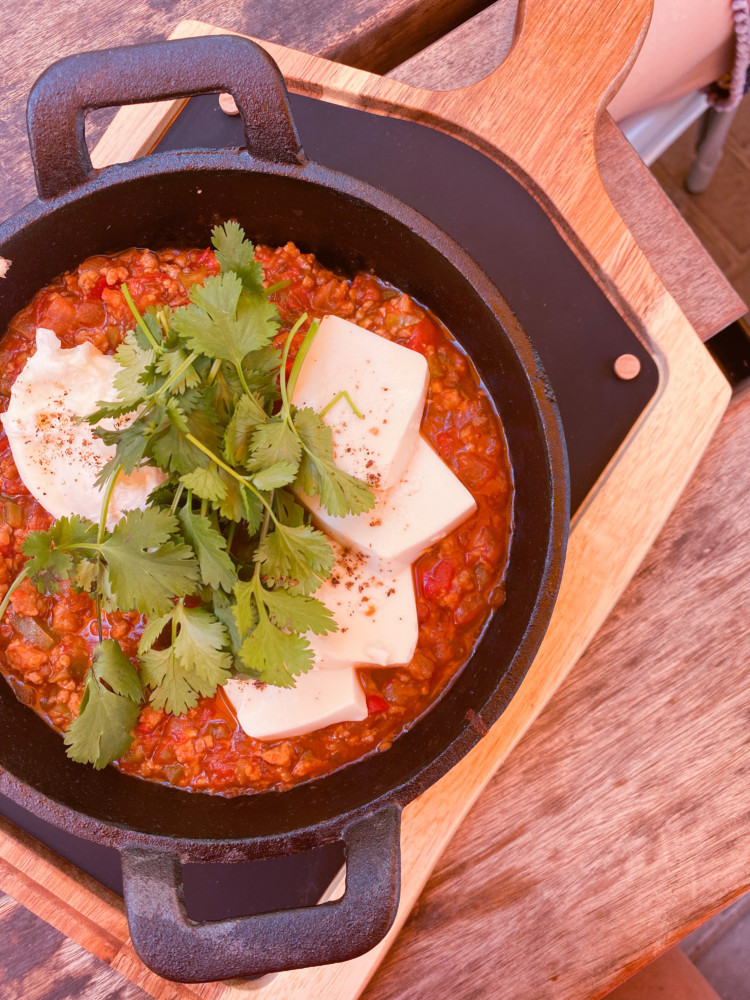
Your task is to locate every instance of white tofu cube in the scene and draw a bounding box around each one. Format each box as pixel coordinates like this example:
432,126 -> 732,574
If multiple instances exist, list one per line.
223,668 -> 368,741
302,436 -> 477,564
290,314 -> 429,491
311,542 -> 418,669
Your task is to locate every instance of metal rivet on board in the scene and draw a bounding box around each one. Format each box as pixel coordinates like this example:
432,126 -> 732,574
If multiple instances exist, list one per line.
219,93 -> 239,116
614,354 -> 641,380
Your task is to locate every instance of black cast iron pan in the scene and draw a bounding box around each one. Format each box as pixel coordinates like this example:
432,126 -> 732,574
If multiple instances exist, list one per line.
0,34 -> 568,982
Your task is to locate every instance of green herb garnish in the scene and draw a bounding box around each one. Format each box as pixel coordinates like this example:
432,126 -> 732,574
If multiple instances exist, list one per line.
12,222 -> 375,769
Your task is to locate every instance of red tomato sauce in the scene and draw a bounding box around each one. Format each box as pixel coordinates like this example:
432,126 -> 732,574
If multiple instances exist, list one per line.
0,242 -> 512,795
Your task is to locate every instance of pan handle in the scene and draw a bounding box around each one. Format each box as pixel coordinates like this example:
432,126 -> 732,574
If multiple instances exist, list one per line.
27,34 -> 306,201
120,806 -> 401,983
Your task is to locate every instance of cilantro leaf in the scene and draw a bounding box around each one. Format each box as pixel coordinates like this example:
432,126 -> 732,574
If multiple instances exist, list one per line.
232,579 -> 259,635
178,506 -> 237,591
52,515 -> 99,548
223,393 -> 268,465
213,589 -> 244,655
156,346 -> 200,394
171,272 -> 278,370
139,602 -> 231,715
216,472 -> 248,524
165,397 -> 189,433
140,309 -> 165,348
22,516 -> 98,594
92,638 -> 143,702
63,639 -> 143,769
22,537 -> 72,594
139,647 -> 213,716
149,389 -> 223,476
215,347 -> 280,409
113,329 -> 156,402
86,399 -> 141,424
179,465 -> 227,503
252,461 -> 298,491
260,587 -> 337,636
238,614 -> 314,687
293,407 -> 375,517
250,418 -> 302,469
93,420 -> 150,487
169,603 -> 231,682
211,221 -> 265,295
255,522 -> 334,595
64,679 -> 141,768
137,610 -> 172,656
273,488 -> 307,527
99,509 -> 200,615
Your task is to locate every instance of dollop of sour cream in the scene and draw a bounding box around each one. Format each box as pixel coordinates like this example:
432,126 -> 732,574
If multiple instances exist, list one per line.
2,328 -> 165,527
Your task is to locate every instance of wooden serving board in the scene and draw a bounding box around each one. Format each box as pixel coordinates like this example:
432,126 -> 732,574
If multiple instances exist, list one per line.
0,5 -> 733,998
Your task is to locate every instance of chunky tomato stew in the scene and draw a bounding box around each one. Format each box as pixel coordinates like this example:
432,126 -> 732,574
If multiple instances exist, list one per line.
0,243 -> 512,794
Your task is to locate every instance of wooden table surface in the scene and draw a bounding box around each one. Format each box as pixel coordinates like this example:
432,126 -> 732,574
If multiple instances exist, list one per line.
1,2 -> 748,999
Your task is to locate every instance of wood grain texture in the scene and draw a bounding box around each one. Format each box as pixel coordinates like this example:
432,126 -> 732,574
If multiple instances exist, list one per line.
0,6 -> 742,1000
0,891 -> 149,1000
0,0 -> 491,224
363,384 -> 750,1000
389,0 -> 746,339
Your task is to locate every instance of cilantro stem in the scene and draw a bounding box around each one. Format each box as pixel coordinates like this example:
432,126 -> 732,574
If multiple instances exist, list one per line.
320,389 -> 364,420
120,283 -> 162,352
265,279 -> 291,296
97,466 -> 121,545
156,308 -> 170,335
95,465 -> 121,643
207,358 -> 223,386
0,566 -> 29,622
170,483 -> 185,516
279,313 -> 308,415
235,363 -> 253,398
159,351 -> 199,396
184,433 -> 274,516
259,491 -> 273,544
286,318 -> 319,400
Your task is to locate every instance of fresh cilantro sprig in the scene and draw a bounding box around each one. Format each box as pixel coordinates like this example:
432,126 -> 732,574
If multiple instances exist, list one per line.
7,222 -> 376,771
22,509 -> 200,616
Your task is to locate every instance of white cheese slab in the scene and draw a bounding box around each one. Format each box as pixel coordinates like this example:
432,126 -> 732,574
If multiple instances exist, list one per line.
224,667 -> 368,741
311,542 -> 418,669
302,436 -> 477,564
290,314 -> 428,492
2,329 -> 165,527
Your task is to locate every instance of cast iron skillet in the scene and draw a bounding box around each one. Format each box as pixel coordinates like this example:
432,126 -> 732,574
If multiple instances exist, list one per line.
0,35 -> 568,982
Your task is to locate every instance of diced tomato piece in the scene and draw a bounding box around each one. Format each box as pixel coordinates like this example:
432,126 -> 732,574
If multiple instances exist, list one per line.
421,558 -> 455,600
350,273 -> 382,302
407,317 -> 438,353
197,248 -> 220,273
35,292 -> 77,335
88,275 -> 108,300
366,694 -> 389,714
